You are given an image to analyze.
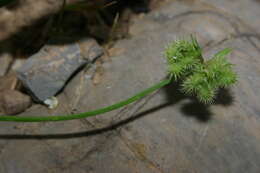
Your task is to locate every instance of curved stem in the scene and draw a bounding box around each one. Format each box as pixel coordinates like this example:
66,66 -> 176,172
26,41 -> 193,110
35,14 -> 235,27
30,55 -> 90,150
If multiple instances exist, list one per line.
0,78 -> 171,122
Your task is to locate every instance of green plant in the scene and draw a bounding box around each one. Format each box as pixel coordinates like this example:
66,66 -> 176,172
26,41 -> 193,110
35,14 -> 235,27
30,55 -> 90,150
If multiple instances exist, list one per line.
0,37 -> 237,122
165,37 -> 237,103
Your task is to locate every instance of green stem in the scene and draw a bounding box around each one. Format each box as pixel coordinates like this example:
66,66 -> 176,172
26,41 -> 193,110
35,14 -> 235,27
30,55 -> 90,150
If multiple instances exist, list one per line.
0,78 -> 171,122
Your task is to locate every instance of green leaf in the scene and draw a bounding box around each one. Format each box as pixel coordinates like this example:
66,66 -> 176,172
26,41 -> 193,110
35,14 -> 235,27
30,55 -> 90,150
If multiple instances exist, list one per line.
214,48 -> 232,58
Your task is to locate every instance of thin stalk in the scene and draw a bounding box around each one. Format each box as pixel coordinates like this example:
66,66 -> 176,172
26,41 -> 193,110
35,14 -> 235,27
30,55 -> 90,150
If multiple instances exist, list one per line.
0,78 -> 171,122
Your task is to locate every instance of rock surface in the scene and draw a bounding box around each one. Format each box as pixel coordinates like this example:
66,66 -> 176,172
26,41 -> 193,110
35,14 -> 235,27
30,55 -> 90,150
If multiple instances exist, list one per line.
0,89 -> 32,115
0,1 -> 260,173
0,72 -> 19,91
0,72 -> 28,115
16,38 -> 103,102
0,53 -> 12,76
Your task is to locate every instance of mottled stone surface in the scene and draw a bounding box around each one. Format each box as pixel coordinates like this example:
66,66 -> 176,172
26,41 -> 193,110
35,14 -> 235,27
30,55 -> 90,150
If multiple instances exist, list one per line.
1,1 -> 260,173
0,72 -> 19,91
0,53 -> 12,76
0,89 -> 32,115
16,38 -> 103,102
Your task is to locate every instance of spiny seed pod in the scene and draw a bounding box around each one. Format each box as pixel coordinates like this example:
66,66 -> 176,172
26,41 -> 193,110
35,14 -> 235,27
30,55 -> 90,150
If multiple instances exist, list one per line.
165,36 -> 202,80
165,37 -> 237,103
206,49 -> 237,88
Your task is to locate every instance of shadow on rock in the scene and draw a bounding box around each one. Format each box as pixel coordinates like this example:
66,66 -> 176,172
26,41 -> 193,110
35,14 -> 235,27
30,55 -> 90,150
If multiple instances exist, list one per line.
163,79 -> 235,122
214,88 -> 234,106
180,100 -> 212,122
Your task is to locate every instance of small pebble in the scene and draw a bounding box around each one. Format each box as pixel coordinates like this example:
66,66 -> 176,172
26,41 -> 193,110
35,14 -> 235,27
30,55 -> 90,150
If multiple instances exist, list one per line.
43,97 -> 59,109
0,89 -> 32,115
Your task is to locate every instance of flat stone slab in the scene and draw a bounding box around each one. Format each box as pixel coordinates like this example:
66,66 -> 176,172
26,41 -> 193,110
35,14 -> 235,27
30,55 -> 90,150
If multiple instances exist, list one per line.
1,1 -> 260,173
16,38 -> 103,102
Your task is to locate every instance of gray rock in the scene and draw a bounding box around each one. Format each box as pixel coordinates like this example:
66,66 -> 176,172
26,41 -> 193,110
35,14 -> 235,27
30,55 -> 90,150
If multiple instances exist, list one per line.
16,38 -> 103,102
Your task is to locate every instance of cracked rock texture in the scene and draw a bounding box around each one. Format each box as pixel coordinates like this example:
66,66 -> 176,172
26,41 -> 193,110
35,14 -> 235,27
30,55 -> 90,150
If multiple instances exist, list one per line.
1,0 -> 260,173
